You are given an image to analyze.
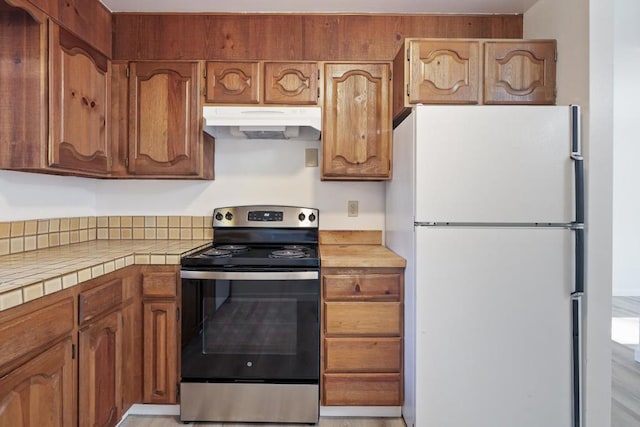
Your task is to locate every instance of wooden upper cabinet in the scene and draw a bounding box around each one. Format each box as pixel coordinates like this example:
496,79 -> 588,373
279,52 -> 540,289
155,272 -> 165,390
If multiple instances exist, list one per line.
0,338 -> 74,427
205,61 -> 260,104
323,62 -> 392,180
128,61 -> 202,176
49,23 -> 111,174
407,39 -> 480,104
408,40 -> 480,104
264,62 -> 318,104
484,40 -> 557,104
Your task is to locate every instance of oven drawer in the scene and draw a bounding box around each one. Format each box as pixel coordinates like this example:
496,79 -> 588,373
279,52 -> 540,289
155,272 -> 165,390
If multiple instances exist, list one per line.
322,373 -> 402,406
324,337 -> 401,373
324,302 -> 401,336
323,274 -> 401,301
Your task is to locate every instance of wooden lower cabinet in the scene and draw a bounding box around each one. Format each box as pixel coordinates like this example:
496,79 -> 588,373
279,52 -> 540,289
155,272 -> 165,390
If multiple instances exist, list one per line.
142,266 -> 179,404
0,338 -> 74,427
78,311 -> 122,427
321,268 -> 404,406
142,300 -> 177,403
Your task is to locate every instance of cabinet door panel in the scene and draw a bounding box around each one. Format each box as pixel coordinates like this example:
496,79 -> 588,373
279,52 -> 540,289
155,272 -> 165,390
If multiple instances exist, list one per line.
484,41 -> 556,104
264,62 -> 318,104
205,61 -> 260,104
128,61 -> 201,176
79,311 -> 122,427
143,300 -> 177,404
0,338 -> 74,427
408,39 -> 480,104
49,24 -> 110,174
323,63 -> 391,179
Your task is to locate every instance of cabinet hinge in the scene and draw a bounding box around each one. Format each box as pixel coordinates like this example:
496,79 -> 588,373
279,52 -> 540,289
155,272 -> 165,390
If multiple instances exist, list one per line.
406,47 -> 410,61
176,307 -> 180,322
554,47 -> 558,62
176,384 -> 180,401
317,87 -> 320,99
125,66 -> 130,78
406,83 -> 410,97
125,158 -> 129,168
109,157 -> 113,168
72,344 -> 76,359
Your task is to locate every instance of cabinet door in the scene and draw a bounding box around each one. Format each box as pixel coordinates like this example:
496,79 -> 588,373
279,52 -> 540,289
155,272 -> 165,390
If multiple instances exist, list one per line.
0,338 -> 74,427
483,40 -> 557,104
408,39 -> 480,104
264,62 -> 318,105
128,61 -> 201,176
323,63 -> 392,180
79,311 -> 122,427
49,24 -> 110,175
143,300 -> 177,404
205,61 -> 260,104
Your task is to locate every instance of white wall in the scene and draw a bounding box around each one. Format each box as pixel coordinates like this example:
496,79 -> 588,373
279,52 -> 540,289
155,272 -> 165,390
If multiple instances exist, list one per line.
1,139 -> 386,230
612,0 -> 640,296
525,1 -> 614,427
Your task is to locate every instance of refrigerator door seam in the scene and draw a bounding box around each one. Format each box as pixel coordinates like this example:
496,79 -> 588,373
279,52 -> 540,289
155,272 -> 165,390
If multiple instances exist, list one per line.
414,221 -> 578,228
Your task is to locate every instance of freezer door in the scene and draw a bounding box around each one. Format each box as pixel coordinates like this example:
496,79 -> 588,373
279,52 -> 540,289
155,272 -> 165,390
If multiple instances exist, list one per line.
415,105 -> 574,223
415,226 -> 573,427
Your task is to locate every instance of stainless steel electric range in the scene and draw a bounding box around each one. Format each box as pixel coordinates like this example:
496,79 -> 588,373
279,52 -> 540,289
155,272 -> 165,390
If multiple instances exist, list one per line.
180,205 -> 320,424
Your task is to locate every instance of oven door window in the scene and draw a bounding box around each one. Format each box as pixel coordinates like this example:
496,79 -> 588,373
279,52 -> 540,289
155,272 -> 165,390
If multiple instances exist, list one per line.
181,275 -> 319,383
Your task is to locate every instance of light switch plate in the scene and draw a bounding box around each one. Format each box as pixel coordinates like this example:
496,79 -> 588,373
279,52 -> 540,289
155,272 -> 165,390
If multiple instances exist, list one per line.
348,200 -> 358,217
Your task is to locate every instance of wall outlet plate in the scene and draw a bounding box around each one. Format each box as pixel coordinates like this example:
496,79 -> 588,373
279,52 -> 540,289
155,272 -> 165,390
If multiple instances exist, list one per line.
305,148 -> 318,167
348,200 -> 358,217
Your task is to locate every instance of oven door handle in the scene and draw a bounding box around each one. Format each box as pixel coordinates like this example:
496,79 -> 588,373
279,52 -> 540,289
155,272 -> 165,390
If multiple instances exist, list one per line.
180,270 -> 319,280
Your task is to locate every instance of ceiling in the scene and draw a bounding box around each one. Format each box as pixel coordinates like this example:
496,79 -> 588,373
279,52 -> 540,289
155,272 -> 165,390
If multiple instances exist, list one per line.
101,0 -> 538,14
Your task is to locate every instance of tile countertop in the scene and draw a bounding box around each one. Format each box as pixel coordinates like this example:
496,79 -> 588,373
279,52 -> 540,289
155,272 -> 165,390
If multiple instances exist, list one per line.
319,244 -> 406,268
0,240 -> 210,311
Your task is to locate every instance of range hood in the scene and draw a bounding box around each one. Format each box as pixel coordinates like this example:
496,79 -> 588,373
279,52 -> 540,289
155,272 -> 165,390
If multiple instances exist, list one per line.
203,106 -> 322,140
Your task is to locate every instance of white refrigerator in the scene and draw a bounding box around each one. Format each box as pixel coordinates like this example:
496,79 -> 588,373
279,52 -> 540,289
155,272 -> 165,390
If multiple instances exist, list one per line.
385,105 -> 584,427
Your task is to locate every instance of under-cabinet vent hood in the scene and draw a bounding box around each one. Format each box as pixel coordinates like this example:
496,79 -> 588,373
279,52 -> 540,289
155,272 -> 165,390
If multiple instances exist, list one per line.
203,106 -> 322,140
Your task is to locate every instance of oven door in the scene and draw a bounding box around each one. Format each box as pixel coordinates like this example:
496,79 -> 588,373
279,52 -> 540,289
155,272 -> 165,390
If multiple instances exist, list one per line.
180,270 -> 319,384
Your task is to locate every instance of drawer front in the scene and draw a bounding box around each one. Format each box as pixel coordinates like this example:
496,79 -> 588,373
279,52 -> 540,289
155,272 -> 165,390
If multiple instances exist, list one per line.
0,298 -> 74,370
324,338 -> 401,373
142,271 -> 177,298
79,278 -> 123,325
323,274 -> 401,301
324,302 -> 401,336
323,373 -> 402,406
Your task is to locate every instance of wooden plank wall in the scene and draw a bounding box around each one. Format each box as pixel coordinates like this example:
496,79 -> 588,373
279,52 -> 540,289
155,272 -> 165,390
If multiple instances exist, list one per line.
112,14 -> 523,61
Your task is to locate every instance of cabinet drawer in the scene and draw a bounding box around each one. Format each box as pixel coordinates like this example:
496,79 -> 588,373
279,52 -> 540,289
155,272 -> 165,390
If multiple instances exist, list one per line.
79,279 -> 123,325
324,274 -> 400,301
323,373 -> 402,406
324,338 -> 401,373
0,298 -> 74,370
142,271 -> 177,298
324,302 -> 401,336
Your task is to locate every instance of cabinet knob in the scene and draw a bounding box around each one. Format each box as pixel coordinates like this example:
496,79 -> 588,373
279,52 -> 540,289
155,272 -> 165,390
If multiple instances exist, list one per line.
354,284 -> 361,293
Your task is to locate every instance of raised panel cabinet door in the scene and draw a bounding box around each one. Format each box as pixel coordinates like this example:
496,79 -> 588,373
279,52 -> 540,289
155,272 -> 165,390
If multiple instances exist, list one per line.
408,39 -> 480,104
79,311 -> 122,427
143,300 -> 177,404
128,61 -> 201,176
49,23 -> 110,175
205,61 -> 260,104
323,63 -> 392,180
484,40 -> 557,104
264,62 -> 318,104
0,338 -> 74,427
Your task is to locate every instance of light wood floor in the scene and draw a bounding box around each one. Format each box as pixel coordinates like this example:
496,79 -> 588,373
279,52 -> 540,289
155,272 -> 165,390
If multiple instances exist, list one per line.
612,296 -> 640,427
119,416 -> 406,427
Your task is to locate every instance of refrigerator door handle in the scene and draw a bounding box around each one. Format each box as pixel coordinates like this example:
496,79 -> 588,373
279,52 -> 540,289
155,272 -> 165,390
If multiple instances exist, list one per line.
571,105 -> 585,225
574,228 -> 585,294
571,294 -> 583,427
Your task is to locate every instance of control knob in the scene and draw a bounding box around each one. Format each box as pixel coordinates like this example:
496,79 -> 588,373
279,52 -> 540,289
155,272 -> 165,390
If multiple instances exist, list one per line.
298,213 -> 306,222
308,213 -> 316,222
225,212 -> 233,221
215,212 -> 223,221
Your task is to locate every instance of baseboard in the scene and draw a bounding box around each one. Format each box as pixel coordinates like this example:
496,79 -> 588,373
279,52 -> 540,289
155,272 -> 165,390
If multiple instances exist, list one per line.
117,404 -> 180,426
320,406 -> 402,417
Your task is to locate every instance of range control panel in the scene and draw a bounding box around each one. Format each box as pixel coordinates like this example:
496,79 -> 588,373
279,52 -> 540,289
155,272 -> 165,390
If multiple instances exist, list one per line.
213,205 -> 319,228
